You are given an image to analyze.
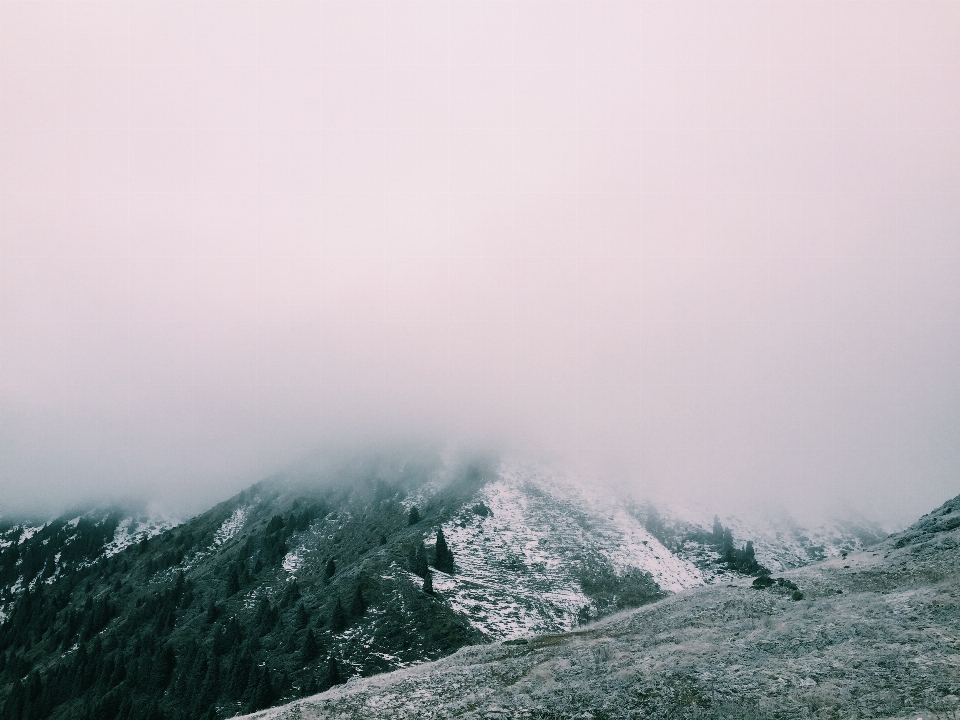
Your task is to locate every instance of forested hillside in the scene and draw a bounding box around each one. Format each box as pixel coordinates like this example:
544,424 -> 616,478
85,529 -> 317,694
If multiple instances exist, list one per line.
0,456 -> 491,720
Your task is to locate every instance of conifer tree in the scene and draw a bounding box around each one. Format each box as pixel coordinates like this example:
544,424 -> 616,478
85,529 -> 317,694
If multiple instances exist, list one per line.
225,566 -> 241,597
300,629 -> 319,663
326,655 -> 341,687
712,516 -> 724,545
324,559 -> 336,579
721,528 -> 735,562
330,598 -> 347,633
433,527 -> 454,574
408,541 -> 429,577
423,569 -> 434,595
250,666 -> 276,711
408,506 -> 420,525
350,585 -> 366,616
295,601 -> 309,629
281,579 -> 301,608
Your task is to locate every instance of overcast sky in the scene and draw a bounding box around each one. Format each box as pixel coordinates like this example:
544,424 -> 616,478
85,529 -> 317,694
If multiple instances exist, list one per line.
1,1 -> 958,522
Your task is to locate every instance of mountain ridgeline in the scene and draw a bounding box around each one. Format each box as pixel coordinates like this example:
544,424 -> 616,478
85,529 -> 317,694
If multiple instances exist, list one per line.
0,457 -> 879,720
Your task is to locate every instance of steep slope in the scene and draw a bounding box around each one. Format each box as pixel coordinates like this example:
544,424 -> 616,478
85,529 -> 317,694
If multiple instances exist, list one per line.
0,453 -> 491,720
0,509 -> 175,604
241,492 -> 960,720
418,462 -> 702,638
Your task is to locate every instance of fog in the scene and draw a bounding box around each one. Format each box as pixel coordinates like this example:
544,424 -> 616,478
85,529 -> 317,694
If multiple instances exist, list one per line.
1,1 -> 958,522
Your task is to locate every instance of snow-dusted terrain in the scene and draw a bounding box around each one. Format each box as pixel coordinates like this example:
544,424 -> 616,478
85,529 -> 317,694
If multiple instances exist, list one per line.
104,511 -> 179,556
430,463 -> 703,639
659,498 -> 891,573
236,493 -> 960,720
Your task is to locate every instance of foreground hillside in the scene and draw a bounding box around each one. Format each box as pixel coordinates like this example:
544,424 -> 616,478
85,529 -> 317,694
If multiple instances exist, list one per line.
243,493 -> 960,720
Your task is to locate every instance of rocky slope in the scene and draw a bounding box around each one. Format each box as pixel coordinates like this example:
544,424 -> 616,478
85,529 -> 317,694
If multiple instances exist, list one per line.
240,492 -> 960,720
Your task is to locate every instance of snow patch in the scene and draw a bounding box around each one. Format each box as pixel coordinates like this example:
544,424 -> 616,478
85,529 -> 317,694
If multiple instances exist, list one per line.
282,550 -> 304,576
427,462 -> 704,640
104,515 -> 176,557
213,508 -> 247,547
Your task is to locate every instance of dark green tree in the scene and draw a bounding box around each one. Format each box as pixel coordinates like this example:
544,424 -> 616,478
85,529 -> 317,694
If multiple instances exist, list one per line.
300,629 -> 320,663
295,601 -> 310,629
250,666 -> 276,711
350,585 -> 366,617
408,506 -> 420,525
330,598 -> 347,633
432,527 -> 454,574
423,569 -> 434,595
324,559 -> 336,579
281,579 -> 301,608
325,655 -> 341,687
225,566 -> 241,596
408,541 -> 429,577
712,516 -> 724,544
721,528 -> 735,561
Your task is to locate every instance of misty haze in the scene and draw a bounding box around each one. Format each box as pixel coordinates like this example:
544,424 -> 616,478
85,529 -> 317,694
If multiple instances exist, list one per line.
0,2 -> 958,720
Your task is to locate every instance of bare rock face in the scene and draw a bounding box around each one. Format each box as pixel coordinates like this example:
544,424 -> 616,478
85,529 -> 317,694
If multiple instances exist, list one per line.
241,495 -> 960,720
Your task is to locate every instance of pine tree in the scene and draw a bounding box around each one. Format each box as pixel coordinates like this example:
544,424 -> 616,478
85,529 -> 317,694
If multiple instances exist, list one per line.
325,655 -> 341,687
712,516 -> 724,545
250,667 -> 276,711
300,629 -> 320,663
408,541 -> 429,577
408,506 -> 420,525
295,602 -> 309,629
433,528 -> 454,574
324,559 -> 336,579
225,566 -> 241,596
721,528 -> 735,562
350,585 -> 366,617
330,598 -> 347,633
281,579 -> 301,608
422,569 -> 434,595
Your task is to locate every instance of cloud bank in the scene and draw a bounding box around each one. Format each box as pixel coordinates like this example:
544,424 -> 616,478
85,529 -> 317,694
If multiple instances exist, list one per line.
1,1 -> 958,520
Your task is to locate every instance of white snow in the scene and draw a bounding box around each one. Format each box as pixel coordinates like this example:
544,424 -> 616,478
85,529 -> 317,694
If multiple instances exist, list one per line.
282,550 -> 304,575
104,514 -> 176,557
213,508 -> 247,547
18,525 -> 44,543
422,461 -> 705,640
659,497 -> 892,573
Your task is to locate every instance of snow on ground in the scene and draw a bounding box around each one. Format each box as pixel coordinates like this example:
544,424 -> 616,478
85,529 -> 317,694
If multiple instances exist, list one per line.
423,462 -> 704,640
661,498 -> 892,572
17,525 -> 44,543
105,514 -> 177,557
213,508 -> 247,547
523,465 -> 703,592
282,550 -> 304,576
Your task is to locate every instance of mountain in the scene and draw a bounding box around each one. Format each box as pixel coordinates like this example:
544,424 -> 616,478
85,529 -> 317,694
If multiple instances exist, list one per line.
0,454 -> 909,720
0,508 -> 176,606
239,491 -> 960,720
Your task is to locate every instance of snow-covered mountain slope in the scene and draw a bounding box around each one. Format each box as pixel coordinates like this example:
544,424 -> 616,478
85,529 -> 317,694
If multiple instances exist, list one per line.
645,497 -> 892,577
237,492 -> 960,720
0,507 -> 177,598
426,463 -> 703,639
